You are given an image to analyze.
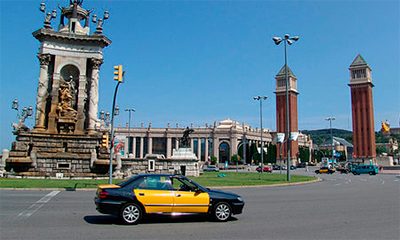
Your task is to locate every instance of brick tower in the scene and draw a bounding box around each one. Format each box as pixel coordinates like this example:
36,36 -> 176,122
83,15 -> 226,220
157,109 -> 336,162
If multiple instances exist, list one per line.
275,65 -> 299,165
348,54 -> 376,162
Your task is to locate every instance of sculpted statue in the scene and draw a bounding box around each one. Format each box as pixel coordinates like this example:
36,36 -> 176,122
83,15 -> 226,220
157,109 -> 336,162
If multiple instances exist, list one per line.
57,80 -> 77,120
180,127 -> 194,148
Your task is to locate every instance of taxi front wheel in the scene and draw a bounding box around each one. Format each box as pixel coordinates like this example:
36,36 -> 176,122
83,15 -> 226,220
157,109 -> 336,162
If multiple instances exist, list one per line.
213,202 -> 232,222
120,203 -> 142,225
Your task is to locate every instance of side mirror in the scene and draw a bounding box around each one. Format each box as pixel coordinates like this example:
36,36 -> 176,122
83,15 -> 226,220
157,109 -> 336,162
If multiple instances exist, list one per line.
195,188 -> 203,194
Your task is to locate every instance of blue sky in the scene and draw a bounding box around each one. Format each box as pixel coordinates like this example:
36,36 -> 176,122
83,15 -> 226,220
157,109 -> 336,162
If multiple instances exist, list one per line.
1,0 -> 399,150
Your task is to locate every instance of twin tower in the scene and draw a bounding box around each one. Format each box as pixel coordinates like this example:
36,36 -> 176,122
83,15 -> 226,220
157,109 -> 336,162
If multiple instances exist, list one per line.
275,54 -> 376,164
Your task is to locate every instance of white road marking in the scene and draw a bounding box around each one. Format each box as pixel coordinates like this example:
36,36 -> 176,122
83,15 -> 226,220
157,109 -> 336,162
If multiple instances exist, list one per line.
17,191 -> 60,219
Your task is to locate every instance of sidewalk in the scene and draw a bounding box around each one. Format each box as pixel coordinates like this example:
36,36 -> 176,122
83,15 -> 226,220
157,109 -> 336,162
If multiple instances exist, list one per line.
380,169 -> 400,175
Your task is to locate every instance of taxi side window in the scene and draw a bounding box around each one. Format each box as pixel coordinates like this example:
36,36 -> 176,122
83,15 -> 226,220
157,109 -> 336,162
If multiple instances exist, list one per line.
171,177 -> 197,192
136,176 -> 172,190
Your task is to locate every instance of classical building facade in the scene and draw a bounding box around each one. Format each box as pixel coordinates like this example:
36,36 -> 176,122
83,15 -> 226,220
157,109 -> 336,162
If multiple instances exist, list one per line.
348,54 -> 376,162
114,119 -> 311,163
275,65 -> 299,164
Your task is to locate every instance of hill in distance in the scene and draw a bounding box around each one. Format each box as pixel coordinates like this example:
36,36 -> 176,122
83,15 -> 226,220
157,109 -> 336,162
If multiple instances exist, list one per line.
301,128 -> 399,146
301,129 -> 353,146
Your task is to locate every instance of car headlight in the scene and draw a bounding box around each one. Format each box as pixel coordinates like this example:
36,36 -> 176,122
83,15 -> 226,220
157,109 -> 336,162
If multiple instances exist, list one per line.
237,197 -> 243,202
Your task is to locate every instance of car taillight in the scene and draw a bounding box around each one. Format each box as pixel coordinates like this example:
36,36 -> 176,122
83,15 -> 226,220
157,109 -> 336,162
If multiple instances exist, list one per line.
99,190 -> 109,199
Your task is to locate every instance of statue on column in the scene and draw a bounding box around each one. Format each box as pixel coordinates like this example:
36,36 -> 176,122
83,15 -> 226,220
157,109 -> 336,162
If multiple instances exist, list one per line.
180,127 -> 194,148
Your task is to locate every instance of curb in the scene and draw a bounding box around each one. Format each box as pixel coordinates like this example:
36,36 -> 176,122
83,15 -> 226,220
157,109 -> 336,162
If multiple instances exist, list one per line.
211,178 -> 322,189
0,178 -> 322,191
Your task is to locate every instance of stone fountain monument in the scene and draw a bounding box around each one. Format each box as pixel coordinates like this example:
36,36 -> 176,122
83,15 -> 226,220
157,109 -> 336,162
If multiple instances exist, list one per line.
5,0 -> 112,177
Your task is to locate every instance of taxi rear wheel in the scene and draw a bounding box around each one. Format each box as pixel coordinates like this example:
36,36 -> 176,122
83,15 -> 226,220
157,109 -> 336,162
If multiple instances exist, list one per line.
213,202 -> 232,222
120,203 -> 142,225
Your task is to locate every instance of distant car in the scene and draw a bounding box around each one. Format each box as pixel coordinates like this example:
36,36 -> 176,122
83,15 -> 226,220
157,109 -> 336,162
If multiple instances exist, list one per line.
94,174 -> 245,224
336,164 -> 350,174
203,165 -> 220,172
351,164 -> 378,175
336,167 -> 350,174
290,165 -> 297,170
297,162 -> 307,168
272,164 -> 281,170
315,167 -> 335,174
256,166 -> 272,173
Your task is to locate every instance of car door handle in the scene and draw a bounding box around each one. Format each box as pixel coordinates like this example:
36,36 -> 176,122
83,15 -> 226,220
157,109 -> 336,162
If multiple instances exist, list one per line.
176,194 -> 181,197
139,193 -> 145,196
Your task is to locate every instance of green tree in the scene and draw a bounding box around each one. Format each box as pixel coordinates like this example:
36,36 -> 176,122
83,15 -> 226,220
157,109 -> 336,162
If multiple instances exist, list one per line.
231,154 -> 240,164
210,156 -> 217,165
298,146 -> 310,163
266,144 -> 277,163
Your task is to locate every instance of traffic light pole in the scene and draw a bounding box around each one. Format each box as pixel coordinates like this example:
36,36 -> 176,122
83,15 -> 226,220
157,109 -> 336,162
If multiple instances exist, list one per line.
109,81 -> 121,184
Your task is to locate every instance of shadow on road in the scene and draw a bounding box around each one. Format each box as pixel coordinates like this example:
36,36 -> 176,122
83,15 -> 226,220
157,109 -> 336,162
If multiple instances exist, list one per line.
84,214 -> 238,225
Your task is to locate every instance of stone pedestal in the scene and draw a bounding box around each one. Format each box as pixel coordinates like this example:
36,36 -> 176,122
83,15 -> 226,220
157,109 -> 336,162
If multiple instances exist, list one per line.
170,148 -> 199,176
5,132 -> 109,177
171,148 -> 198,160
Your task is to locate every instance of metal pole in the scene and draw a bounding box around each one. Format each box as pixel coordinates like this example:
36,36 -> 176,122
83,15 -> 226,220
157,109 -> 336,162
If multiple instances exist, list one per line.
109,81 -> 121,184
325,117 -> 335,165
284,40 -> 291,182
260,98 -> 264,174
330,119 -> 333,159
128,110 -> 131,138
279,144 -> 282,175
243,136 -> 246,165
125,108 -> 136,156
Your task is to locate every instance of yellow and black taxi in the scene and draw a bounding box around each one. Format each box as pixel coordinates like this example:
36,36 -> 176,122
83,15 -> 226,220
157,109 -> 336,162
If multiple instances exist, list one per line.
315,167 -> 336,174
94,174 -> 245,224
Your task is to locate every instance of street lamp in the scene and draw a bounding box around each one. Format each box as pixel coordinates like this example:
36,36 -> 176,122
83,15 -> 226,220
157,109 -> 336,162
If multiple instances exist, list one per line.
325,116 -> 336,163
253,96 -> 268,174
273,33 -> 299,182
99,110 -> 111,128
11,99 -> 33,124
125,108 -> 136,156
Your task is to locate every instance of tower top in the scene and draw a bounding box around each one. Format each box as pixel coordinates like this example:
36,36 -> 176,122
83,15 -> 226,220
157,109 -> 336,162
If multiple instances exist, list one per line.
36,0 -> 110,37
276,64 -> 296,78
348,54 -> 373,86
275,64 -> 298,94
350,54 -> 371,69
34,0 -> 111,48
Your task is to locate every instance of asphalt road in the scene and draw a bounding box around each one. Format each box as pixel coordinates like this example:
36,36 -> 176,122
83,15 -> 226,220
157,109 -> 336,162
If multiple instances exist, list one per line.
0,171 -> 399,240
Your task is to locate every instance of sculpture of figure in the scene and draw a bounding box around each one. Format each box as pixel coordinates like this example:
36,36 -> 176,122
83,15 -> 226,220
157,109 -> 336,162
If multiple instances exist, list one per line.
57,81 -> 77,119
180,127 -> 194,148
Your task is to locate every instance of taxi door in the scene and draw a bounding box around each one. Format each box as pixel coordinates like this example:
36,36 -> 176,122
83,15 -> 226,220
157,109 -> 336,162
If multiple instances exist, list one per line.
133,176 -> 174,213
171,177 -> 210,213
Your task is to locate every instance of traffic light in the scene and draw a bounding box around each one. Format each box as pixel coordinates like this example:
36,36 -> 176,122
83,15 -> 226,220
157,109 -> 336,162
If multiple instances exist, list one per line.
101,133 -> 109,149
113,65 -> 123,82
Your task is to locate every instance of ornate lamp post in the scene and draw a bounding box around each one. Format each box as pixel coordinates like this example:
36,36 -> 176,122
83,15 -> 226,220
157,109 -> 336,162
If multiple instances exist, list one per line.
11,99 -> 33,131
39,1 -> 57,29
253,96 -> 268,173
99,110 -> 111,128
92,10 -> 109,34
273,34 -> 299,181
